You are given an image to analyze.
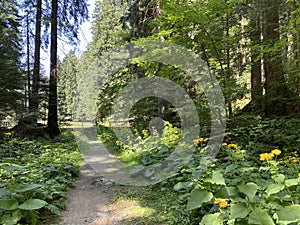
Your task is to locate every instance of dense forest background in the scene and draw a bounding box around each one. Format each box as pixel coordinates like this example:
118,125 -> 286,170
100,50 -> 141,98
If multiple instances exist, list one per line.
1,1 -> 300,224
0,0 -> 300,135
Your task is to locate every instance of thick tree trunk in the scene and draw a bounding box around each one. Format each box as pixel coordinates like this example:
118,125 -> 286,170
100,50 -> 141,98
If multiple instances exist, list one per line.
30,0 -> 42,119
250,1 -> 263,114
262,0 -> 290,116
47,0 -> 60,138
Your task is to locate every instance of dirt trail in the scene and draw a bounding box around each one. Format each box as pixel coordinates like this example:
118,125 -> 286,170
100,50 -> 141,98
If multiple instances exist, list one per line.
52,163 -> 122,225
49,138 -> 143,225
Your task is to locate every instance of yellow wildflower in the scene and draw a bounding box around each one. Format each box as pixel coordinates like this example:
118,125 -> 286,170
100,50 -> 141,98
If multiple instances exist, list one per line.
4,132 -> 12,136
219,201 -> 228,208
193,139 -> 199,145
173,135 -> 180,141
198,138 -> 205,142
199,149 -> 204,154
214,198 -> 222,204
260,153 -> 269,161
193,137 -> 208,144
228,143 -> 237,148
214,198 -> 228,208
291,157 -> 298,163
222,143 -> 227,146
260,152 -> 274,161
298,172 -> 300,177
268,153 -> 275,160
142,129 -> 148,133
271,149 -> 281,156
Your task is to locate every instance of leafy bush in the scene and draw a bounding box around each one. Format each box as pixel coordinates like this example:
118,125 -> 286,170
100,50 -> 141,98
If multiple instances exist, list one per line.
98,117 -> 300,224
173,143 -> 300,224
98,121 -> 181,166
0,132 -> 83,225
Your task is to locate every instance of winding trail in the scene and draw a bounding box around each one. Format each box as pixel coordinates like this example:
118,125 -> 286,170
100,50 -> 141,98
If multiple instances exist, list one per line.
48,135 -> 141,224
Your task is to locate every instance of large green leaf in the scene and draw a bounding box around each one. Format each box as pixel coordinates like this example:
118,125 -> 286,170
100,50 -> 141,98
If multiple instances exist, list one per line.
18,199 -> 47,210
215,186 -> 238,198
15,184 -> 42,193
238,182 -> 258,202
200,213 -> 223,225
285,178 -> 300,187
265,183 -> 284,196
173,181 -> 194,191
277,205 -> 300,222
230,203 -> 249,219
271,174 -> 285,183
248,208 -> 275,225
186,189 -> 213,211
204,170 -> 226,185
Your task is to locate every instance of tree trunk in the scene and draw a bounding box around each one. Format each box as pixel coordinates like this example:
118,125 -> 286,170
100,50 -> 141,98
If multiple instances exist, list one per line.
30,0 -> 42,119
262,0 -> 290,116
26,14 -> 31,109
47,0 -> 60,138
225,14 -> 233,118
250,1 -> 263,114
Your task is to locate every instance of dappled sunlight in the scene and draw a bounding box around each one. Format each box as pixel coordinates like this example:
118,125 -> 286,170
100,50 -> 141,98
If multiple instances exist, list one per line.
109,198 -> 157,223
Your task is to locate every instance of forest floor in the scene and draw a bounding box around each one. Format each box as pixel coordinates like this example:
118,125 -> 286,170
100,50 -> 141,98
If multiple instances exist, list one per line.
48,135 -> 160,225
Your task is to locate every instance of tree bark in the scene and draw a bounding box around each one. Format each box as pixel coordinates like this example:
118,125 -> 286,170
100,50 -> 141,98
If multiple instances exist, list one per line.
47,0 -> 60,138
26,14 -> 31,109
250,1 -> 263,114
262,0 -> 290,116
30,0 -> 42,119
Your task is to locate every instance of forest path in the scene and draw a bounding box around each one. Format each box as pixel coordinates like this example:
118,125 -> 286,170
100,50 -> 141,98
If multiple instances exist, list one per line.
48,129 -> 148,225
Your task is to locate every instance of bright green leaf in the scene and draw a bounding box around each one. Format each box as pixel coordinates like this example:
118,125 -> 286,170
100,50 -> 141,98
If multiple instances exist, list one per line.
230,203 -> 249,219
173,181 -> 194,191
248,208 -> 275,225
265,183 -> 284,196
205,170 -> 226,185
15,184 -> 42,193
238,182 -> 258,202
18,199 -> 47,210
277,205 -> 300,222
285,178 -> 300,187
200,213 -> 223,225
186,189 -> 213,211
271,174 -> 285,183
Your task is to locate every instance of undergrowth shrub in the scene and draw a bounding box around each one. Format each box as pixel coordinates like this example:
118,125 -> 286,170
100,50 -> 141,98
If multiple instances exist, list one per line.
98,116 -> 300,224
0,131 -> 83,225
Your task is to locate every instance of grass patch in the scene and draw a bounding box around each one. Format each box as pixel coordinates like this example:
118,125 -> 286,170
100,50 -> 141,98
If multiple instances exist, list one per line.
112,184 -> 179,224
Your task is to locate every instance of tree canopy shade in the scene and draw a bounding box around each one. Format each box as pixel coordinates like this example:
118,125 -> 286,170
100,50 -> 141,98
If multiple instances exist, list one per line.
2,0 -> 299,136
59,0 -> 300,129
0,0 -> 24,118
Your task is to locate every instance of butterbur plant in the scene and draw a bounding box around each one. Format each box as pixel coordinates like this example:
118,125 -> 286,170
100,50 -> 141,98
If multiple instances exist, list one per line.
0,133 -> 82,224
176,144 -> 300,225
